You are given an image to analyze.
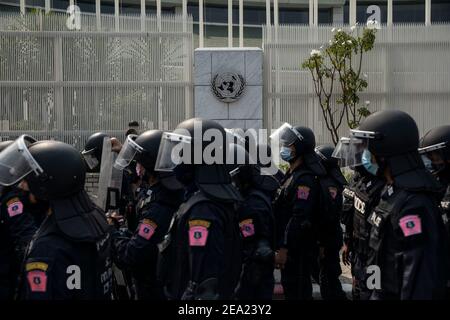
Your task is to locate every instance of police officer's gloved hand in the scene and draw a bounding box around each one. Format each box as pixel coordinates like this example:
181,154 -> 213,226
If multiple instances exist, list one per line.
106,211 -> 126,229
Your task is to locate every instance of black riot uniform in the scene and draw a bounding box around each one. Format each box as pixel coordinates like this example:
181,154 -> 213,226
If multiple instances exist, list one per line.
346,167 -> 384,300
272,124 -> 327,300
350,110 -> 448,300
0,140 -> 39,299
112,130 -> 184,300
420,125 -> 450,296
155,118 -> 242,300
0,136 -> 113,300
82,132 -> 137,226
314,145 -> 347,300
230,143 -> 281,300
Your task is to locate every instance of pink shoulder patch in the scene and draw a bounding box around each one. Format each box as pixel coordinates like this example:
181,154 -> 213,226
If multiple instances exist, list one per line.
138,220 -> 156,240
7,201 -> 23,217
240,219 -> 255,238
297,186 -> 310,200
399,215 -> 422,237
27,270 -> 47,292
189,226 -> 209,246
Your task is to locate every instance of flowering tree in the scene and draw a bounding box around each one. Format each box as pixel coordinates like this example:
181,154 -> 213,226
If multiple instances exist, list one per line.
302,24 -> 377,145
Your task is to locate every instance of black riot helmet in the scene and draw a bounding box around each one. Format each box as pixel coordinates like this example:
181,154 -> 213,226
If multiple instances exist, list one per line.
356,110 -> 419,157
155,118 -> 242,202
27,141 -> 86,200
316,144 -> 347,186
0,135 -> 85,200
351,110 -> 440,190
82,132 -> 109,171
228,143 -> 281,195
419,125 -> 450,181
270,122 -> 325,175
114,129 -> 182,190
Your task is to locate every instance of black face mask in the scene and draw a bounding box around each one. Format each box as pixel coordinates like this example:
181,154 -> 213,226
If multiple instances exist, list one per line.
437,166 -> 450,185
21,191 -> 50,218
173,163 -> 194,187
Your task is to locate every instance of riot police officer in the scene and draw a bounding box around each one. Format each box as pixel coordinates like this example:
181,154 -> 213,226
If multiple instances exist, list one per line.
0,136 -> 113,299
420,125 -> 450,296
0,140 -> 38,299
155,118 -> 242,300
82,132 -> 138,230
230,143 -> 280,300
347,110 -> 448,299
314,145 -> 347,300
111,130 -> 184,300
271,123 -> 326,300
333,137 -> 386,300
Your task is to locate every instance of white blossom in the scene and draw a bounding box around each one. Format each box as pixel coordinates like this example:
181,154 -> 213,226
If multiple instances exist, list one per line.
331,27 -> 336,33
338,28 -> 342,32
329,40 -> 333,45
310,49 -> 322,57
363,73 -> 368,78
350,25 -> 356,31
365,100 -> 371,105
347,40 -> 353,44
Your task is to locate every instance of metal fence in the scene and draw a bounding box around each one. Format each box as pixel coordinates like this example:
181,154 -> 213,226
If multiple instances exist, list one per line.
263,24 -> 450,145
0,12 -> 193,150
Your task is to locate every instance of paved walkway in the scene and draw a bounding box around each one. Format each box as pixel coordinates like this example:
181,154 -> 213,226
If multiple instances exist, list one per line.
273,262 -> 353,300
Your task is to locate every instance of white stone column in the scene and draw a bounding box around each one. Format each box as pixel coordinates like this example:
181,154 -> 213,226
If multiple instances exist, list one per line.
239,0 -> 243,47
199,0 -> 204,48
228,0 -> 233,47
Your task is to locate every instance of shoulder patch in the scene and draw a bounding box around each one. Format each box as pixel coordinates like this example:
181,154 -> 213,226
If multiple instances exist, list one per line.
7,197 -> 24,217
26,261 -> 49,293
328,187 -> 338,200
297,186 -> 310,200
188,219 -> 211,228
26,262 -> 48,272
138,219 -> 157,240
399,215 -> 422,237
239,218 -> 255,238
188,219 -> 210,247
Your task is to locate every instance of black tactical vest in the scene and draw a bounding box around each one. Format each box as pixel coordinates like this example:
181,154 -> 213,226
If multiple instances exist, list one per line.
157,191 -> 241,300
352,176 -> 385,246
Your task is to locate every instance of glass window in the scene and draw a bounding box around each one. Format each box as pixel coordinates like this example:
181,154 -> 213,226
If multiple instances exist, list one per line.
356,1 -> 387,24
52,0 -> 70,11
279,8 -> 309,24
76,1 -> 96,13
318,8 -> 333,24
0,3 -> 20,11
393,0 -> 425,23
0,0 -> 20,5
27,0 -> 45,6
432,0 -> 450,23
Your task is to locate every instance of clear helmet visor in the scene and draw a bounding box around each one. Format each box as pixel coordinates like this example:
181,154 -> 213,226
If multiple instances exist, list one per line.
332,136 -> 368,168
419,142 -> 447,173
82,152 -> 99,170
114,134 -> 142,170
269,122 -> 303,147
154,132 -> 192,172
269,122 -> 304,165
0,135 -> 43,186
